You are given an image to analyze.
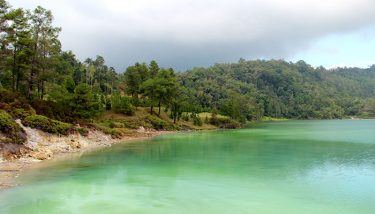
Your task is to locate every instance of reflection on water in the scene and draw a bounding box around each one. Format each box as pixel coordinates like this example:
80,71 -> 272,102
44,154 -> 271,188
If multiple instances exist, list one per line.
1,120 -> 375,213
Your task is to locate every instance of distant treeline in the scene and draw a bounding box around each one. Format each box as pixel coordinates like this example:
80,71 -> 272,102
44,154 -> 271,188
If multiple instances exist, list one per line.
1,0 -> 374,126
179,60 -> 375,121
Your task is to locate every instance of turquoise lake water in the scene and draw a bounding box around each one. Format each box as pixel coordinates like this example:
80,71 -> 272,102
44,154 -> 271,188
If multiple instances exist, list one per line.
1,120 -> 375,213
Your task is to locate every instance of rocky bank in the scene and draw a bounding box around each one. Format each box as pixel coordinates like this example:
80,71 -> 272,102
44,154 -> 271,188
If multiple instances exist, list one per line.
0,122 -> 170,191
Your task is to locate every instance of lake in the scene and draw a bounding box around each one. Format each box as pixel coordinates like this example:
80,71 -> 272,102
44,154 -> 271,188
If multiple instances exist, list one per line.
1,120 -> 375,213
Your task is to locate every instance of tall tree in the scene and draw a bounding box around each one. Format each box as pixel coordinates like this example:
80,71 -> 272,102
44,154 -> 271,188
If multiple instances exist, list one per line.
124,65 -> 141,99
27,6 -> 61,99
141,60 -> 160,114
154,68 -> 177,116
0,0 -> 11,87
7,8 -> 32,92
149,60 -> 159,78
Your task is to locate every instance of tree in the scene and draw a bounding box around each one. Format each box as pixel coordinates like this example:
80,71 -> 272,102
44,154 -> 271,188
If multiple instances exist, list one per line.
169,86 -> 187,124
154,68 -> 177,116
124,65 -> 141,99
149,60 -> 159,78
71,83 -> 100,118
0,2 -> 11,87
27,6 -> 61,99
111,93 -> 135,115
5,8 -> 32,92
0,0 -> 10,60
142,78 -> 157,114
141,60 -> 160,114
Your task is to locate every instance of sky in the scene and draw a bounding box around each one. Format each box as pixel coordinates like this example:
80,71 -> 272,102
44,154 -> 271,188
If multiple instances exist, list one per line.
8,0 -> 375,71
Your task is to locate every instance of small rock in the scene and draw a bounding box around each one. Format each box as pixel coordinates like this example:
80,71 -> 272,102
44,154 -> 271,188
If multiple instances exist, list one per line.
137,126 -> 146,133
30,148 -> 53,160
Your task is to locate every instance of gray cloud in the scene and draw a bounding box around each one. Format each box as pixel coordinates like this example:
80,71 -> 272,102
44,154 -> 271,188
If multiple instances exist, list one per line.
8,0 -> 375,71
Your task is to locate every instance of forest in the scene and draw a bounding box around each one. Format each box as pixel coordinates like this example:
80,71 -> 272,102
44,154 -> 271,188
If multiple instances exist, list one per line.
1,1 -> 375,144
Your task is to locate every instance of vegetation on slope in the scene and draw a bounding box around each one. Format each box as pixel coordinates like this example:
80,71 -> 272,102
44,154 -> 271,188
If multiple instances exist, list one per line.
0,110 -> 26,144
22,115 -> 74,135
178,60 -> 375,120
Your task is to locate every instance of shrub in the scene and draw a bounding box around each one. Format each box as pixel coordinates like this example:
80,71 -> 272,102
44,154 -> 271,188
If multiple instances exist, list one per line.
204,116 -> 209,124
111,94 -> 135,115
181,113 -> 189,121
92,123 -> 122,138
76,127 -> 89,137
22,115 -> 74,135
0,110 -> 26,144
209,116 -> 241,129
9,100 -> 33,111
0,89 -> 18,103
31,99 -> 73,122
145,115 -> 174,130
122,120 -> 141,129
0,102 -> 10,111
193,116 -> 202,126
10,108 -> 35,120
190,113 -> 202,126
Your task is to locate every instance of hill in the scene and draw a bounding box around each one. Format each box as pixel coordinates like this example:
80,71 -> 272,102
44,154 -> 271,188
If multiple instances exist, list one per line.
178,60 -> 375,121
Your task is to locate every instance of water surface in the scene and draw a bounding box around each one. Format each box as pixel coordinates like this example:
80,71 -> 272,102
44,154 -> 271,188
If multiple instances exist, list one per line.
1,120 -> 375,213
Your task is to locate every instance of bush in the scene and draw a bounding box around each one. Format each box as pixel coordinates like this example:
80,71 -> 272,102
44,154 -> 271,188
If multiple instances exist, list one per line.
0,89 -> 19,103
204,116 -> 209,124
76,127 -> 89,137
111,94 -> 135,115
209,116 -> 241,129
193,116 -> 202,126
145,115 -> 174,130
31,99 -> 73,122
22,115 -> 74,135
0,110 -> 26,144
10,108 -> 35,120
190,113 -> 202,126
181,113 -> 189,121
92,123 -> 122,138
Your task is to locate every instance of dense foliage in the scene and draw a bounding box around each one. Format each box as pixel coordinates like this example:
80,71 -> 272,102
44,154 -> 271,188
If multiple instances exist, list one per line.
22,114 -> 73,135
179,60 -> 375,119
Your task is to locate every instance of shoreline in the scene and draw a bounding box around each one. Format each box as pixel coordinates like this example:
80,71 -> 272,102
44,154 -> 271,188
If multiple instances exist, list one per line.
0,127 -> 174,192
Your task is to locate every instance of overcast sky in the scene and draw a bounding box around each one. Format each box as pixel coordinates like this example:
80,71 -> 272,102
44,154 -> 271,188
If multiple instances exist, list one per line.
8,0 -> 375,71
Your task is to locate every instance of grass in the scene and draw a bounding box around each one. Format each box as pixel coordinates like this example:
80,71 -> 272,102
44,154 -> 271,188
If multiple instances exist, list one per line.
94,108 -> 179,137
198,112 -> 228,119
96,108 -> 219,132
261,116 -> 288,122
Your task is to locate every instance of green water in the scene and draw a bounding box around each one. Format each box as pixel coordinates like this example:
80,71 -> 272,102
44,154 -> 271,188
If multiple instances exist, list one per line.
1,120 -> 375,213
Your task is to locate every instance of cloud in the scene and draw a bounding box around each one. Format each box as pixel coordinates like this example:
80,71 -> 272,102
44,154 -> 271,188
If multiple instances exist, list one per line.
8,0 -> 375,70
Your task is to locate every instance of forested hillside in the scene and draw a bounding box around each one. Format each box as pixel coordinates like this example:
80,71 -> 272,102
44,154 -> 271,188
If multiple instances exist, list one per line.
179,60 -> 375,121
0,0 -> 375,146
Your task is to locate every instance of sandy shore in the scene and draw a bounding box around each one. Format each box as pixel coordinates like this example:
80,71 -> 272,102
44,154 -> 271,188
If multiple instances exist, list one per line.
0,126 -> 173,192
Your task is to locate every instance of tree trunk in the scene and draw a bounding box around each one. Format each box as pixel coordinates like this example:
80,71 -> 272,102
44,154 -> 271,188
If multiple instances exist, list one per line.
150,91 -> 154,115
158,100 -> 161,116
173,105 -> 177,124
27,73 -> 33,100
41,81 -> 45,99
29,32 -> 39,100
12,48 -> 17,92
16,67 -> 20,91
37,80 -> 41,97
